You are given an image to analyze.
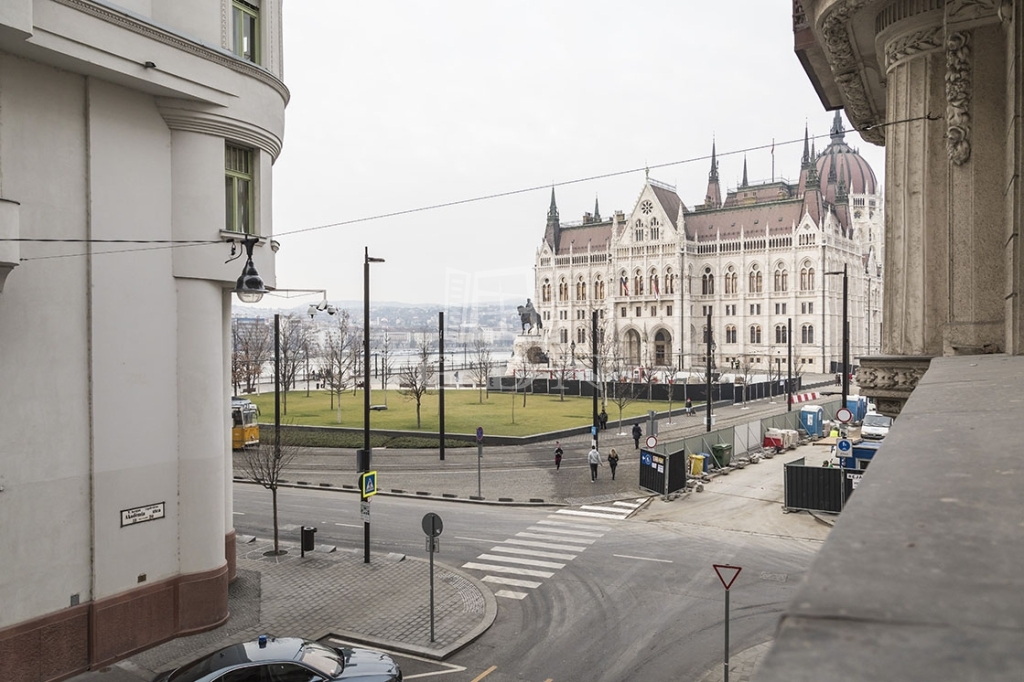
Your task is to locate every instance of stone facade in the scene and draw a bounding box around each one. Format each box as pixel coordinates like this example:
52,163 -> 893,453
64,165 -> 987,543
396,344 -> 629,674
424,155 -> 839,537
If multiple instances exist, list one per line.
0,1 -> 286,679
794,0 -> 1023,414
530,117 -> 883,384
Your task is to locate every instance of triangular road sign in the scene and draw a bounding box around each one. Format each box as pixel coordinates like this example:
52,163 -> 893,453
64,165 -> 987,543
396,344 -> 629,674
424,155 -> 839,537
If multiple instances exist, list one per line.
713,564 -> 742,590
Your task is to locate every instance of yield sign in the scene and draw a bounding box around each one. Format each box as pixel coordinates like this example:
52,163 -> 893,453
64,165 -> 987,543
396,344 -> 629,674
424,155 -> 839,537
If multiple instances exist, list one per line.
713,564 -> 742,590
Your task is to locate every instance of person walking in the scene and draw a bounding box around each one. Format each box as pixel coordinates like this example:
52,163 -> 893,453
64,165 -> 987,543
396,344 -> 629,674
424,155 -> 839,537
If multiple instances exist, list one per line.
599,408 -> 608,430
685,398 -> 693,416
554,442 -> 563,471
587,445 -> 603,482
607,448 -> 619,480
631,423 -> 642,449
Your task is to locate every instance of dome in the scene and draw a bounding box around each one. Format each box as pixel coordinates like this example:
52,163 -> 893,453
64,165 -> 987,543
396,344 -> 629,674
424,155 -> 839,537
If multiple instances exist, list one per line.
815,111 -> 878,204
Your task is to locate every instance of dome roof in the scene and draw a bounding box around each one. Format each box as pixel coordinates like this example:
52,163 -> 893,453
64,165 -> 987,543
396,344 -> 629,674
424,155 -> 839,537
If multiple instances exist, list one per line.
815,111 -> 878,204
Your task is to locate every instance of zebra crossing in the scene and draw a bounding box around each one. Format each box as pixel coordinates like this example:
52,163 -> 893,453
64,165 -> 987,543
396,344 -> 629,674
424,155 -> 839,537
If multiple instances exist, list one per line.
461,498 -> 650,600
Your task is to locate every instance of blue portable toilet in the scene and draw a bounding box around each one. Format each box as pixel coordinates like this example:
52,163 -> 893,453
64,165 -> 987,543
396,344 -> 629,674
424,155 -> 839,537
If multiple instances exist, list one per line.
800,405 -> 824,437
846,395 -> 868,423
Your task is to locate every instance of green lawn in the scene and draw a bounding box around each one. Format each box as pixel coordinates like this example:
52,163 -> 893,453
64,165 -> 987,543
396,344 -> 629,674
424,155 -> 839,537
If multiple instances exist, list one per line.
247,388 -> 665,437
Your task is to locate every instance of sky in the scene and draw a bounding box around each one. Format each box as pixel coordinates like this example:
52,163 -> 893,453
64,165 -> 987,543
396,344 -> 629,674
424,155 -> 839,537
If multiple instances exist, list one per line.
263,0 -> 885,310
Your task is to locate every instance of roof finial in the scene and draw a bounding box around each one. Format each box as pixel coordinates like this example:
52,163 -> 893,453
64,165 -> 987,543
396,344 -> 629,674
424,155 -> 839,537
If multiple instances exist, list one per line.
802,122 -> 810,167
594,195 -> 601,222
741,156 -> 748,188
645,165 -> 650,180
830,110 -> 846,142
709,139 -> 719,182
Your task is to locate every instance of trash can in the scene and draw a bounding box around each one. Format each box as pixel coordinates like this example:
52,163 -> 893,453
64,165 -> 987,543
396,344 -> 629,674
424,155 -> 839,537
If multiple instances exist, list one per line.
689,454 -> 705,476
301,526 -> 317,556
711,443 -> 733,467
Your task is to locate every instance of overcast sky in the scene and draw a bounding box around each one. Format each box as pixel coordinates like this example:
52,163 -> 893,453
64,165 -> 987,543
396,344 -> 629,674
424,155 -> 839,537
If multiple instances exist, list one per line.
264,0 -> 885,311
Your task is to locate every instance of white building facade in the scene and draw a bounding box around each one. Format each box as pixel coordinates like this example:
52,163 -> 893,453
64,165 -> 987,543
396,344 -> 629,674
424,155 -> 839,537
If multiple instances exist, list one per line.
533,115 -> 883,380
0,1 -> 285,678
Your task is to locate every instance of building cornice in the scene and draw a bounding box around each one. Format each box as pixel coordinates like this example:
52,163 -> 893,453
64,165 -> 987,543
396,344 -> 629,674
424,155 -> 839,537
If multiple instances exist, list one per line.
53,0 -> 290,105
158,104 -> 283,159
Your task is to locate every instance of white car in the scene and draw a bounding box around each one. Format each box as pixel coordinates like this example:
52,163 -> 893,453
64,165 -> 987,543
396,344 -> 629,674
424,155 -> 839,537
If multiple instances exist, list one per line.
861,412 -> 893,440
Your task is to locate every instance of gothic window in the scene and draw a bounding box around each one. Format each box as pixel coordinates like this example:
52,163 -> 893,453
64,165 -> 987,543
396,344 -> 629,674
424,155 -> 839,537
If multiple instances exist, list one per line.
576,276 -> 587,301
750,325 -> 762,344
635,219 -> 644,242
666,268 -> 675,294
702,267 -> 715,295
649,270 -> 660,297
558,278 -> 569,302
625,329 -> 642,365
654,330 -> 670,365
593,277 -> 605,300
541,280 -> 552,303
577,327 -> 587,344
619,270 -> 629,296
650,217 -> 660,240
560,329 -> 568,343
725,325 -> 737,344
748,264 -> 762,293
775,324 -> 788,344
724,266 -> 737,294
774,267 -> 788,292
634,270 -> 644,296
801,324 -> 814,344
800,266 -> 815,291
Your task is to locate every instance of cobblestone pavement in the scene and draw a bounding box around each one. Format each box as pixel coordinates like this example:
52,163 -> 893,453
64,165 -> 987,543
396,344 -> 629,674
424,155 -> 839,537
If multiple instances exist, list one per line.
68,380 -> 836,682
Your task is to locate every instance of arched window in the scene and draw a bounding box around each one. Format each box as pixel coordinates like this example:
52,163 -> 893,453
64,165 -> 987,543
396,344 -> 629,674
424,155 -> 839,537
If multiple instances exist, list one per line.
800,265 -> 815,290
558,278 -> 569,302
724,266 -> 737,294
577,327 -> 587,344
635,219 -> 644,242
687,265 -> 693,293
625,329 -> 642,365
774,267 -> 788,292
725,325 -> 737,344
666,268 -> 675,294
802,324 -> 814,344
775,324 -> 788,344
650,270 -> 660,297
654,329 -> 671,365
634,269 -> 644,296
593,277 -> 605,300
541,280 -> 551,302
749,265 -> 762,293
750,325 -> 762,344
619,271 -> 629,296
702,267 -> 715,295
576,276 -> 587,301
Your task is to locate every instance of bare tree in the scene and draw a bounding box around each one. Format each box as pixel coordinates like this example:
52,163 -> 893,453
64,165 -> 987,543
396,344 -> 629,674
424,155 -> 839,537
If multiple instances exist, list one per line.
469,339 -> 493,404
377,330 -> 396,407
550,341 -> 575,402
607,353 -> 638,433
322,310 -> 357,423
737,356 -> 756,407
639,337 -> 659,401
277,314 -> 316,415
398,332 -> 435,428
237,442 -> 300,556
232,317 -> 272,394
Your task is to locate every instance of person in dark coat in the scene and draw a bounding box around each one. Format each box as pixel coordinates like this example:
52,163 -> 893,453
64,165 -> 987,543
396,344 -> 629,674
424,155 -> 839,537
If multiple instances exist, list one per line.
554,442 -> 563,470
607,448 -> 619,480
599,408 -> 608,430
631,423 -> 642,449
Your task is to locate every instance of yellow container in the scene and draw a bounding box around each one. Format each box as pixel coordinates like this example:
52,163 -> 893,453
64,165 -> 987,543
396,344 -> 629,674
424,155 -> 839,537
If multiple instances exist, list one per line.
689,454 -> 705,476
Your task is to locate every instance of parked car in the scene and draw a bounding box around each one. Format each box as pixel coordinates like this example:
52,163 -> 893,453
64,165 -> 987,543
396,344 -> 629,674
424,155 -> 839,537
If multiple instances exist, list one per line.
860,412 -> 893,440
152,635 -> 402,682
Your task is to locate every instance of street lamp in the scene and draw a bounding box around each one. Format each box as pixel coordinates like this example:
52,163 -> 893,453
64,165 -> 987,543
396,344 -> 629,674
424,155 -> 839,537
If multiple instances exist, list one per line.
233,237 -> 267,303
362,247 -> 385,564
825,264 -> 850,413
570,340 -> 576,367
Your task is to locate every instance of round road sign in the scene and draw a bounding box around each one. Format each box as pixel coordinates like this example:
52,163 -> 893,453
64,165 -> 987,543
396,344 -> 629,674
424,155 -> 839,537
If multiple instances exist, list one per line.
421,512 -> 443,537
476,426 -> 484,442
645,435 -> 658,448
836,407 -> 853,423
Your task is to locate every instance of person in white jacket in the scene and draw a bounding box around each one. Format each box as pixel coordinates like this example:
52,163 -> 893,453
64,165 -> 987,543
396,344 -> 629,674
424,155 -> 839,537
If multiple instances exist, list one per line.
587,446 -> 603,482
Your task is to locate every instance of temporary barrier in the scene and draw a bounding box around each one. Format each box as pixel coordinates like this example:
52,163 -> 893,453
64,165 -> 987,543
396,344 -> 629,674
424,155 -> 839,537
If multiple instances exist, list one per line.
638,443 -> 688,496
784,457 -> 861,513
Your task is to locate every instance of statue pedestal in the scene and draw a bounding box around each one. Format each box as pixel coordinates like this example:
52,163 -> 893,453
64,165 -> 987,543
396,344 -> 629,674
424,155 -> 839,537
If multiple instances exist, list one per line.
505,332 -> 550,376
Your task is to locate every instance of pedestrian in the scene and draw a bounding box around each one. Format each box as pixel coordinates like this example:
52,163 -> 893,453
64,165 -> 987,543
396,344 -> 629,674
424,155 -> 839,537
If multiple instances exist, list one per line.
554,442 -> 563,471
587,445 -> 603,482
631,423 -> 642,449
599,408 -> 608,430
607,448 -> 619,480
685,398 -> 693,416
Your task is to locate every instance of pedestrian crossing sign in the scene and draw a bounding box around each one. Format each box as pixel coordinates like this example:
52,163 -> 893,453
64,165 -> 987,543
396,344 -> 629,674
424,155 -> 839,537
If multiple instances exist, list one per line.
360,471 -> 378,499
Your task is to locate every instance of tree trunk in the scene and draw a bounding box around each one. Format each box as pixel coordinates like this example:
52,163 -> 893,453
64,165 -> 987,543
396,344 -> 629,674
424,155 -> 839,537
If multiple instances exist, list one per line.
272,486 -> 280,554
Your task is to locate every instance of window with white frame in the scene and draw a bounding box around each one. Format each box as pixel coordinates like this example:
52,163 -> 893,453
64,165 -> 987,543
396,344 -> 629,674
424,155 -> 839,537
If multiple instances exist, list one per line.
225,143 -> 255,234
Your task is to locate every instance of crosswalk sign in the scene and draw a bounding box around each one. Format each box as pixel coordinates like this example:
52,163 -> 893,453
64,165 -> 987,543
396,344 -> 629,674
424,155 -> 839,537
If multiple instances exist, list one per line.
360,471 -> 378,499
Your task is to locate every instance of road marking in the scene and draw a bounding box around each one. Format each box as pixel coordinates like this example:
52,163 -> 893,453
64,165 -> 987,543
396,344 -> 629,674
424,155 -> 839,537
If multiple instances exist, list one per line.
536,518 -> 613,531
502,538 -> 588,552
481,576 -> 543,589
527,526 -> 604,538
470,665 -> 498,682
554,508 -> 632,520
462,562 -> 554,578
494,590 -> 528,600
613,554 -> 674,563
515,532 -> 595,545
477,553 -> 565,569
581,504 -> 637,514
611,500 -> 644,508
488,546 -> 577,560
334,522 -> 361,528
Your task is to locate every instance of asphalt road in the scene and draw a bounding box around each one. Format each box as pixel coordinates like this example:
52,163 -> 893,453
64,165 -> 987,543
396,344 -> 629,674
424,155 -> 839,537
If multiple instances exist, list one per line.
233,444 -> 831,682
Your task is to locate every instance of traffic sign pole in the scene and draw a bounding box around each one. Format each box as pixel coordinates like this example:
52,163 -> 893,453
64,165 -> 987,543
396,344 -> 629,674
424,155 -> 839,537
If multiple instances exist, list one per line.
422,513 -> 443,642
476,427 -> 484,498
713,564 -> 742,682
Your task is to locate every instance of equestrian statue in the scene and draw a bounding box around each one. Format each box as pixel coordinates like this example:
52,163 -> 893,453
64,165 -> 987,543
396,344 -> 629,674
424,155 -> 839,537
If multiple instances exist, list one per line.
517,298 -> 543,334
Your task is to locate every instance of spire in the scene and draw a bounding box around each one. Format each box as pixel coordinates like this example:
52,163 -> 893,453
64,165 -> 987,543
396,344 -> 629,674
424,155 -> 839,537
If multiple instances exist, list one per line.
594,195 -> 601,222
548,186 -> 558,221
837,165 -> 848,202
703,139 -> 722,209
741,156 -> 749,188
802,123 -> 811,167
544,186 -> 560,246
830,110 -> 846,142
709,139 -> 719,182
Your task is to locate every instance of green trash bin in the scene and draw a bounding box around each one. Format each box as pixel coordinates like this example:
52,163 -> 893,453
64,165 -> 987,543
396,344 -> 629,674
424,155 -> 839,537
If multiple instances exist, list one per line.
711,443 -> 733,467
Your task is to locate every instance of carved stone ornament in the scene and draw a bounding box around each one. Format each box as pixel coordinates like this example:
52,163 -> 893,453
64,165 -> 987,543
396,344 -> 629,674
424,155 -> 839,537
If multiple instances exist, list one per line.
945,31 -> 972,166
855,355 -> 933,418
818,1 -> 885,145
945,0 -> 999,23
884,25 -> 944,70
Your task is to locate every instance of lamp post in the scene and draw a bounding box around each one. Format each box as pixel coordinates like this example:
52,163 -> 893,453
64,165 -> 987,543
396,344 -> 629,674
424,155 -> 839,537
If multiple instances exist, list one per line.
362,247 -> 384,564
825,264 -> 850,411
706,311 -> 714,433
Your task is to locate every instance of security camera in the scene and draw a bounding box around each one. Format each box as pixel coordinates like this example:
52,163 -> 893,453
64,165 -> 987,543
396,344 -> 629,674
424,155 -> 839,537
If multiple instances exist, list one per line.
307,304 -> 317,319
327,305 -> 337,316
